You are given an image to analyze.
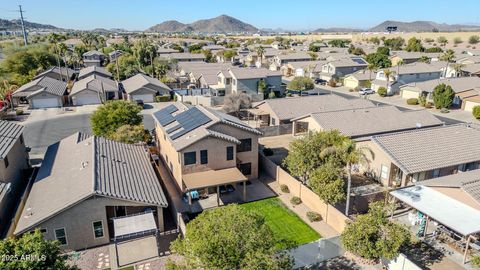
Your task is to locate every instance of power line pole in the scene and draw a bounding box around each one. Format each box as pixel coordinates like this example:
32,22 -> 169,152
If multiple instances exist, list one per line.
18,5 -> 28,46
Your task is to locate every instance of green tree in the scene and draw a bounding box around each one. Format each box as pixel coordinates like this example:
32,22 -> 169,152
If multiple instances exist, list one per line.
377,87 -> 387,97
106,54 -> 140,80
405,37 -> 424,52
425,47 -> 443,53
440,49 -> 455,77
202,49 -> 216,63
376,46 -> 390,56
473,106 -> 480,119
383,69 -> 394,93
437,36 -> 448,47
309,161 -> 345,206
341,202 -> 411,260
188,43 -> 205,53
328,39 -> 350,48
0,230 -> 78,270
91,101 -> 143,136
108,124 -> 151,144
287,77 -> 314,95
257,79 -> 268,97
469,35 -> 480,45
366,53 -> 391,69
222,50 -> 237,61
308,44 -> 321,52
432,83 -> 455,109
418,56 -> 431,63
170,205 -> 293,270
383,37 -> 405,50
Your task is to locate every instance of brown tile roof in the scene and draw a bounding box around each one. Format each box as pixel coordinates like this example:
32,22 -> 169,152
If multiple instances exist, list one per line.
0,120 -> 24,160
372,124 -> 480,174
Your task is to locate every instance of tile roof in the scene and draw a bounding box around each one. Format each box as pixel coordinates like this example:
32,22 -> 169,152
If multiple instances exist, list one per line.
307,106 -> 443,139
418,169 -> 480,204
122,73 -> 171,94
391,51 -> 441,60
256,95 -> 375,121
372,124 -> 480,174
228,67 -> 282,79
395,62 -> 443,75
0,120 -> 24,159
14,133 -> 167,234
13,76 -> 67,98
168,52 -> 206,60
78,66 -> 112,79
153,103 -> 261,151
70,75 -> 117,95
33,66 -> 74,80
276,52 -> 312,61
83,50 -> 105,57
401,76 -> 480,93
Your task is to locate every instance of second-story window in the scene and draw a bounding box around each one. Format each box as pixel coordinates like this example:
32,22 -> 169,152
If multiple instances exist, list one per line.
184,152 -> 196,165
226,146 -> 234,161
200,150 -> 208,164
237,139 -> 252,152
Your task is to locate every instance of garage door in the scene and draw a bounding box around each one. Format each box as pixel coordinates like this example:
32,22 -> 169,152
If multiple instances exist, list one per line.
74,94 -> 101,105
32,98 -> 59,108
464,100 -> 480,112
131,94 -> 154,103
344,78 -> 358,89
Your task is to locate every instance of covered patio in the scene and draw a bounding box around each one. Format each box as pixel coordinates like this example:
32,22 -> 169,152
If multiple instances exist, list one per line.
391,185 -> 480,265
246,108 -> 270,127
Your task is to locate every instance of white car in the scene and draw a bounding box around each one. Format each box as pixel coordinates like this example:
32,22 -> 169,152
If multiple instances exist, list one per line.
359,88 -> 375,95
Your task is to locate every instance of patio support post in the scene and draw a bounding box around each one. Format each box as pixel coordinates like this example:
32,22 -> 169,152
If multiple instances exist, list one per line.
217,185 -> 220,206
188,190 -> 192,206
423,216 -> 429,238
243,181 -> 247,202
463,235 -> 472,264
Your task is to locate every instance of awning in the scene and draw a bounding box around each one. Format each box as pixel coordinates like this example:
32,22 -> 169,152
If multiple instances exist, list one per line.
113,212 -> 157,238
391,185 -> 480,236
247,108 -> 269,116
183,167 -> 248,190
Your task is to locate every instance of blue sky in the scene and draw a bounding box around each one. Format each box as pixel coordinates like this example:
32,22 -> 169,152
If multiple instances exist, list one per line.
2,0 -> 480,30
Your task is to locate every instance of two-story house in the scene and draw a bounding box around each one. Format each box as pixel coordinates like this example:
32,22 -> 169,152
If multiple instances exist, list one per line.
82,50 -> 106,67
219,67 -> 283,99
153,103 -> 262,209
319,57 -> 368,81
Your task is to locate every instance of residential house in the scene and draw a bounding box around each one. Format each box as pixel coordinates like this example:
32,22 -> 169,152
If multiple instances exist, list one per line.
122,73 -> 171,102
78,66 -> 113,80
372,62 -> 442,95
319,57 -> 368,81
292,105 -> 443,140
457,55 -> 480,65
167,53 -> 205,62
153,103 -> 262,208
14,133 -> 168,251
244,48 -> 280,67
157,47 -> 179,58
459,63 -> 480,77
390,51 -> 441,66
272,52 -> 313,69
12,76 -> 67,109
280,61 -> 326,77
218,67 -> 283,99
108,50 -> 123,62
399,77 -> 480,111
82,50 -> 106,67
250,94 -> 374,126
201,44 -> 225,54
0,121 -> 29,236
33,67 -> 75,82
343,70 -> 376,89
70,75 -> 119,105
367,123 -> 480,187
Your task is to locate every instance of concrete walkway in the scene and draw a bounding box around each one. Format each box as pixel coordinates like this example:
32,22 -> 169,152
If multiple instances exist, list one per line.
264,178 -> 339,238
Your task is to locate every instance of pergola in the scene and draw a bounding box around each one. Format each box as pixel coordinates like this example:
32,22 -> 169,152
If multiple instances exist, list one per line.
246,108 -> 269,127
391,185 -> 480,264
183,167 -> 248,206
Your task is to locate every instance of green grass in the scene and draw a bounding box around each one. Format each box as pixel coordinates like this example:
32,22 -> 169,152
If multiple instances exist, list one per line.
240,197 -> 320,248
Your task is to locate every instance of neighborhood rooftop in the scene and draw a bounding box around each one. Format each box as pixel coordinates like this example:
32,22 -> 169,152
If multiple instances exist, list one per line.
78,66 -> 112,79
0,120 -> 24,160
15,132 -> 168,234
12,76 -> 67,98
306,106 -> 443,139
372,123 -> 480,175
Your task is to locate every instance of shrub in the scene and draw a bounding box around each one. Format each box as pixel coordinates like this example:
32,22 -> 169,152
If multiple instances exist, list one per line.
472,105 -> 480,119
280,184 -> 290,193
377,87 -> 387,97
15,109 -> 24,115
173,95 -> 178,102
425,102 -> 434,109
286,92 -> 293,97
440,108 -> 450,113
328,79 -> 337,87
268,91 -> 276,99
262,147 -> 274,156
156,95 -> 170,102
418,94 -> 427,107
306,211 -> 322,222
290,196 -> 302,205
472,255 -> 480,268
406,98 -> 419,105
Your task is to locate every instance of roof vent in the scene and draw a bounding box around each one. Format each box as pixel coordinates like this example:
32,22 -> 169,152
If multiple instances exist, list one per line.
416,123 -> 422,128
80,161 -> 89,170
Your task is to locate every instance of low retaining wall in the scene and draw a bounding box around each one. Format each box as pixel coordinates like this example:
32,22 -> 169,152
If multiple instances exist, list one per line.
259,153 -> 350,233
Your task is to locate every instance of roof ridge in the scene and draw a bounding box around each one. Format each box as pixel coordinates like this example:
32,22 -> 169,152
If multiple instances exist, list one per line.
372,122 -> 470,139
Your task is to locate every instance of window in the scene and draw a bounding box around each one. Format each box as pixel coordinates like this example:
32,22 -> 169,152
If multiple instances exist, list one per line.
238,163 -> 252,175
3,156 -> 8,168
433,169 -> 440,178
271,118 -> 276,126
200,150 -> 208,164
380,165 -> 389,180
54,228 -> 67,246
184,151 -> 196,165
226,146 -> 234,161
226,78 -> 231,85
93,221 -> 104,238
237,139 -> 252,152
169,161 -> 173,171
20,135 -> 24,145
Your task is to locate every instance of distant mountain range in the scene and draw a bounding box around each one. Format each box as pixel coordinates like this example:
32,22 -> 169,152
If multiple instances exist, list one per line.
369,20 -> 480,32
145,15 -> 258,33
0,18 -> 59,31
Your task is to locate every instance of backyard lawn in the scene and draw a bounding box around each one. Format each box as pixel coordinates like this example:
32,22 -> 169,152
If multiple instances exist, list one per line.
240,197 -> 320,248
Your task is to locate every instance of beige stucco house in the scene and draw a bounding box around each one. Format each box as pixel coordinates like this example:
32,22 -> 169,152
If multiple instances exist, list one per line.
12,76 -> 67,109
153,103 -> 262,207
14,133 -> 168,251
122,73 -> 171,103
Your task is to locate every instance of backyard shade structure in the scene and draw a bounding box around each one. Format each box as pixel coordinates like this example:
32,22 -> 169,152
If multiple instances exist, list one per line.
390,185 -> 480,236
113,212 -> 157,239
183,168 -> 248,190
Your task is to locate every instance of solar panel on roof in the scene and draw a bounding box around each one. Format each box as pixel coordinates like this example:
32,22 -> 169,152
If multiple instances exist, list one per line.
352,58 -> 367,64
164,104 -> 178,114
170,108 -> 212,140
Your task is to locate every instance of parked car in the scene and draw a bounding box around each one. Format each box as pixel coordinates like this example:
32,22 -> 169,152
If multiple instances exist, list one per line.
359,88 -> 375,95
136,99 -> 145,108
314,78 -> 327,85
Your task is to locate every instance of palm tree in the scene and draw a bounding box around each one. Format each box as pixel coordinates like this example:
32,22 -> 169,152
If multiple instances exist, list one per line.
396,59 -> 404,76
0,80 -> 18,110
56,42 -> 69,81
383,69 -> 394,93
256,46 -> 265,66
450,63 -> 464,78
367,63 -> 376,81
145,44 -> 157,77
440,49 -> 455,78
47,33 -> 63,81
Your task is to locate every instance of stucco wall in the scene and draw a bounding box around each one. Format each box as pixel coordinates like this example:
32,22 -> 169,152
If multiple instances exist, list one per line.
0,136 -> 28,189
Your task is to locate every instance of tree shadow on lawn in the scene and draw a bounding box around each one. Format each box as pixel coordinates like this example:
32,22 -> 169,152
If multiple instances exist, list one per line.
299,256 -> 361,270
